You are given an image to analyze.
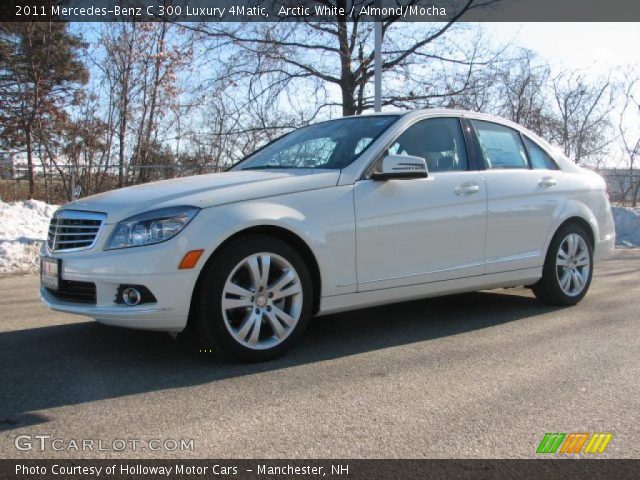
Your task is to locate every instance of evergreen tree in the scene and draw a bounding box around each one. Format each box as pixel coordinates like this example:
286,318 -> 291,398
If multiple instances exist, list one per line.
0,22 -> 88,198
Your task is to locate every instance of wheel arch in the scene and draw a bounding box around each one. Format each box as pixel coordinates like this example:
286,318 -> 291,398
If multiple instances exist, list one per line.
545,216 -> 597,263
558,216 -> 596,248
543,196 -> 600,260
187,225 -> 323,331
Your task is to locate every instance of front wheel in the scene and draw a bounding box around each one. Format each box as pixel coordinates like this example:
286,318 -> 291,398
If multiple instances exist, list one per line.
194,235 -> 313,362
532,223 -> 593,306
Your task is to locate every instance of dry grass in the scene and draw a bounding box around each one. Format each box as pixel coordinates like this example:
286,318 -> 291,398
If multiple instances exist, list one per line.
0,179 -> 69,204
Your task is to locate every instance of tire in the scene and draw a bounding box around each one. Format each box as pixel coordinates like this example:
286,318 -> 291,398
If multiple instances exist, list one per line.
532,223 -> 594,306
194,235 -> 313,362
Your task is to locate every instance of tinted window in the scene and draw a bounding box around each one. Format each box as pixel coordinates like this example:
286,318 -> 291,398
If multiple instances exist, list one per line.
388,118 -> 468,172
523,136 -> 558,170
354,137 -> 373,155
238,116 -> 398,170
269,137 -> 337,168
472,120 -> 528,169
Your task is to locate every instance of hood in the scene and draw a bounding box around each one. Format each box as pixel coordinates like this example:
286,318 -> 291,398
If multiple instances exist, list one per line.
64,169 -> 340,223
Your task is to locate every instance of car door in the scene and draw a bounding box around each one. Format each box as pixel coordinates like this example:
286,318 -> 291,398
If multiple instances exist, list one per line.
469,119 -> 567,274
354,117 -> 488,292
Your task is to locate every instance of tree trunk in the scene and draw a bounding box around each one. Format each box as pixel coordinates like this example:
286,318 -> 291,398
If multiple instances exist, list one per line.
337,20 -> 356,116
140,23 -> 167,183
341,84 -> 356,116
118,71 -> 129,188
37,141 -> 49,204
25,124 -> 35,199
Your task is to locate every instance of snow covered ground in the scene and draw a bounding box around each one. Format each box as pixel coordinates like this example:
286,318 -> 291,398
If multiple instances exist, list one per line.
0,200 -> 58,275
611,205 -> 640,248
0,200 -> 639,276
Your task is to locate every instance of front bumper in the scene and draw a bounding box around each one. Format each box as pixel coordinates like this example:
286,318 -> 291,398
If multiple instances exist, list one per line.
39,274 -> 194,332
38,221 -> 211,332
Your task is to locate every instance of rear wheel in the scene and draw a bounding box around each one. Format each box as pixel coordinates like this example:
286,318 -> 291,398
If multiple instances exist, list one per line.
532,223 -> 593,306
194,235 -> 313,362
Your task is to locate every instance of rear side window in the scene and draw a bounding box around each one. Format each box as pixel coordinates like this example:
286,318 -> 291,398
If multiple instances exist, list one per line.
523,136 -> 558,170
471,120 -> 528,169
388,118 -> 469,172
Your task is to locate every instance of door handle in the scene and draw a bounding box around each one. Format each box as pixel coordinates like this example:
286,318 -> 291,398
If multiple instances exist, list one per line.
538,176 -> 556,188
455,183 -> 480,196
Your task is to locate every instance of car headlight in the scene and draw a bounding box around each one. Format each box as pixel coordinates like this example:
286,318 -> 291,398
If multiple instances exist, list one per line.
105,206 -> 199,250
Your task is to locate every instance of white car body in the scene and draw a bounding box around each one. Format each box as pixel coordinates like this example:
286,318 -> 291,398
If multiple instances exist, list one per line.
40,109 -> 615,332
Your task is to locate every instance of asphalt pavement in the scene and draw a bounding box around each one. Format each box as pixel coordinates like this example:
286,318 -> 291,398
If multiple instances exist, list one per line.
1,249 -> 639,458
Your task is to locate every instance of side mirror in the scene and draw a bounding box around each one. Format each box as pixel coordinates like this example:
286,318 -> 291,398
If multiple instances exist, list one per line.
371,154 -> 428,180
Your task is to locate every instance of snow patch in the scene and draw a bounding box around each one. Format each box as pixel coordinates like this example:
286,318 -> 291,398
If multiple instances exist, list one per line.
0,200 -> 58,275
611,205 -> 640,248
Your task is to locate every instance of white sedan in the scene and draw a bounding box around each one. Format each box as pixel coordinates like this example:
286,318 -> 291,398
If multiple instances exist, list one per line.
40,109 -> 615,361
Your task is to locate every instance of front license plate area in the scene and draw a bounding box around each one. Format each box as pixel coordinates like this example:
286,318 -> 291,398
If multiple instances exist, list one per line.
41,257 -> 60,291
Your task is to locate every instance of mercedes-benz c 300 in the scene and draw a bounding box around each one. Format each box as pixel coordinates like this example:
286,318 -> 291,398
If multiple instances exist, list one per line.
41,110 -> 615,361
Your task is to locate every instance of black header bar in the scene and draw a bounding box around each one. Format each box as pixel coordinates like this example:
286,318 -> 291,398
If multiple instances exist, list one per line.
2,0 -> 640,22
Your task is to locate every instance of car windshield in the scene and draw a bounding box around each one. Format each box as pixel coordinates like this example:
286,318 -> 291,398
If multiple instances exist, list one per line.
236,115 -> 399,170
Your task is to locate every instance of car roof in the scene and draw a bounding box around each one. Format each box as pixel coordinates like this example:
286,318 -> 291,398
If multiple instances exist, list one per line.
355,108 -> 531,131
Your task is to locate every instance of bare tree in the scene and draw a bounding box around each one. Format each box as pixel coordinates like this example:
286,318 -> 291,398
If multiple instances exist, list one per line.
129,22 -> 193,182
99,22 -> 139,187
615,72 -> 640,206
88,21 -> 194,187
189,1 -> 500,117
551,70 -> 615,165
493,49 -> 553,136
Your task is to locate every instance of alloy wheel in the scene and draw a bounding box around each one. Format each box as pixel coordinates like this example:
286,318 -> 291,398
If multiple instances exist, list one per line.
555,233 -> 591,297
221,252 -> 303,350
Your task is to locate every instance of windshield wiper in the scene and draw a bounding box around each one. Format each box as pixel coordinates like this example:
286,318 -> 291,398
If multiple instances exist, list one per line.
241,165 -> 300,170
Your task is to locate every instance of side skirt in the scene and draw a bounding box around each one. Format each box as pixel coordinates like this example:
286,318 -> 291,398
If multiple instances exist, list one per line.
317,267 -> 542,316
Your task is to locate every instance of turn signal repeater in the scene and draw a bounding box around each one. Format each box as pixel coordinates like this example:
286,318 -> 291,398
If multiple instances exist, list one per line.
179,249 -> 204,269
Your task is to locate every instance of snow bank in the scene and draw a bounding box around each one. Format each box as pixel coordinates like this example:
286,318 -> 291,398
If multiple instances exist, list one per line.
612,205 -> 640,248
0,200 -> 638,276
0,200 -> 58,275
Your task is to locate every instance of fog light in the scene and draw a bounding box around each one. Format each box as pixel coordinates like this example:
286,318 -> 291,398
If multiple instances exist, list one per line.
115,284 -> 157,305
122,287 -> 142,306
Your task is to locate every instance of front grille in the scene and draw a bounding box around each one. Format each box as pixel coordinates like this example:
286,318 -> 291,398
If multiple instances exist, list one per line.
47,280 -> 96,304
48,210 -> 106,252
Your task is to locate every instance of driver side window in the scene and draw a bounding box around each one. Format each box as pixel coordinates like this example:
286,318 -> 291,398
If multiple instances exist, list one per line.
387,118 -> 469,172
